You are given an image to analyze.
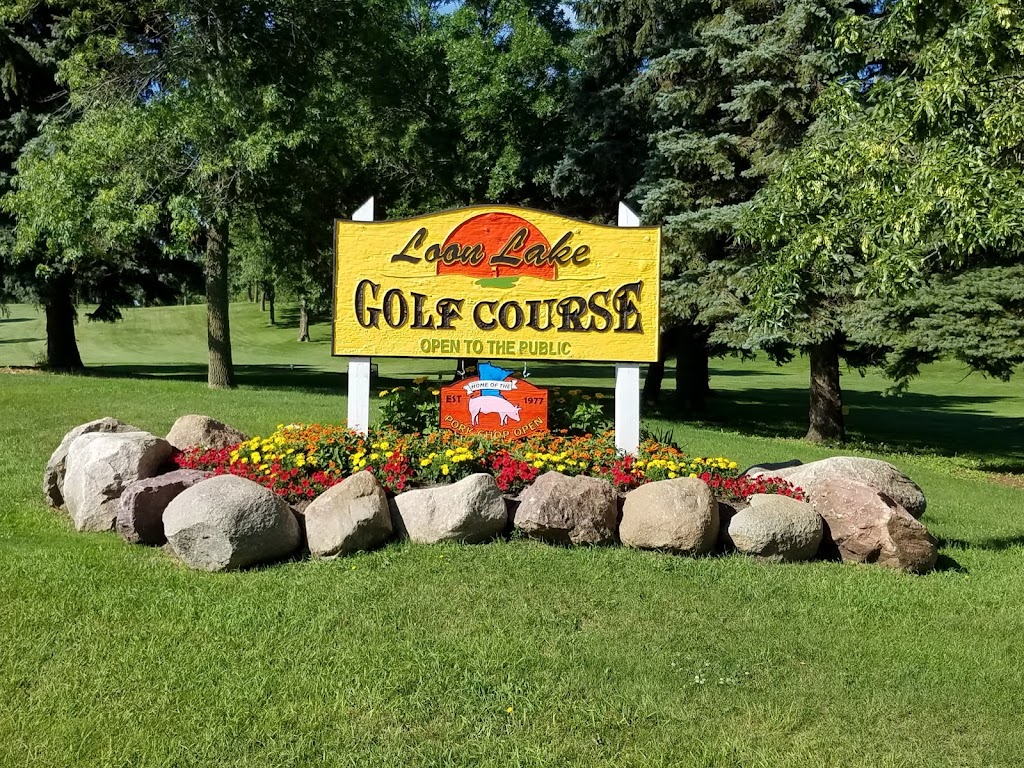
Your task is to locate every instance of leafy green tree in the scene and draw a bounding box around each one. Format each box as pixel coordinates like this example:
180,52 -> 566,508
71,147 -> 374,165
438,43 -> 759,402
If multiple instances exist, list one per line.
744,0 -> 1024,439
9,0 -> 407,387
0,2 -> 83,368
383,0 -> 578,213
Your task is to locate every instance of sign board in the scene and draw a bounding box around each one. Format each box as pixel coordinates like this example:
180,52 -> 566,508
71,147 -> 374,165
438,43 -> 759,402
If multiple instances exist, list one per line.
333,206 -> 661,363
440,362 -> 548,439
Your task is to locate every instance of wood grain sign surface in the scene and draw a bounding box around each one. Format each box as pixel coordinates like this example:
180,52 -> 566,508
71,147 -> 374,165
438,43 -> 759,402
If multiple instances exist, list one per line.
440,369 -> 548,439
333,206 -> 661,363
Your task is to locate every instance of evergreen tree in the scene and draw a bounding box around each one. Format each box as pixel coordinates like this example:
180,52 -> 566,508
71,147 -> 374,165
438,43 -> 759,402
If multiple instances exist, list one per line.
635,0 -> 873,418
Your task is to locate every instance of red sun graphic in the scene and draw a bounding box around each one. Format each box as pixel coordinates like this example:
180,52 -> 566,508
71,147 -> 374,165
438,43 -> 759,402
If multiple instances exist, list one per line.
438,212 -> 556,281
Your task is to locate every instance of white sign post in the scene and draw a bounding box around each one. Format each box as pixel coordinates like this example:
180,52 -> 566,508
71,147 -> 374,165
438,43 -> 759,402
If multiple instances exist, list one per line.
615,202 -> 642,455
346,198 -> 375,435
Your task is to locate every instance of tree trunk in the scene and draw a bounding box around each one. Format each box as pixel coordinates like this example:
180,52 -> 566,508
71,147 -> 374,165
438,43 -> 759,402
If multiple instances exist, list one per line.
643,327 -> 679,404
806,336 -> 845,443
268,284 -> 276,326
260,287 -> 266,312
43,270 -> 84,372
206,216 -> 235,389
643,359 -> 665,404
297,294 -> 310,342
675,329 -> 710,412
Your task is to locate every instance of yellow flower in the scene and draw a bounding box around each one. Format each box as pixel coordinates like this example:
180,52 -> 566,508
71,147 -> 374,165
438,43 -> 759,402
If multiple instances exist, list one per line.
533,461 -> 544,469
379,390 -> 389,397
689,473 -> 698,479
668,471 -> 677,479
251,452 -> 261,463
595,392 -> 605,399
441,464 -> 450,476
414,376 -> 428,385
419,458 -> 432,467
506,706 -> 514,714
431,390 -> 440,396
370,453 -> 380,460
380,441 -> 390,451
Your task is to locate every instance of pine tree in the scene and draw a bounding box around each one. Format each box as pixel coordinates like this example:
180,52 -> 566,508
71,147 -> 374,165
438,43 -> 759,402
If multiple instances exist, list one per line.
636,0 -> 873,421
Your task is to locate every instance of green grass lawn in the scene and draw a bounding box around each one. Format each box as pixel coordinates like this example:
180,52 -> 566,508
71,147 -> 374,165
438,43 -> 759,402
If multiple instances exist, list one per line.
2,303 -> 1024,766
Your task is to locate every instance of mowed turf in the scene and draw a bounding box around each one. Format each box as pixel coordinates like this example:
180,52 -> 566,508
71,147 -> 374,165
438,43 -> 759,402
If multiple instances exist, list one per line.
2,304 -> 1024,767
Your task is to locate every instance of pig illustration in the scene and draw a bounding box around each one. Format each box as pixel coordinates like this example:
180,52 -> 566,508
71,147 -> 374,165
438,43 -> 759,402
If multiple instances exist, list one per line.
469,395 -> 522,426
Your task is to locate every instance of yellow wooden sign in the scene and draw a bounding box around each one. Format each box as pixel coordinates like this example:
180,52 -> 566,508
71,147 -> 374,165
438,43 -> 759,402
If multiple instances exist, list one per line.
332,206 -> 661,363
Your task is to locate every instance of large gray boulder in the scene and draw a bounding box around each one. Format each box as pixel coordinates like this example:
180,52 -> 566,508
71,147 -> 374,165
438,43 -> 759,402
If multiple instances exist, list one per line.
116,469 -> 211,546
727,494 -> 823,563
164,475 -> 301,571
63,431 -> 174,532
746,457 -> 926,518
390,474 -> 507,544
813,476 -> 938,574
43,417 -> 139,508
514,472 -> 617,546
619,478 -> 718,556
165,414 -> 248,452
304,471 -> 392,558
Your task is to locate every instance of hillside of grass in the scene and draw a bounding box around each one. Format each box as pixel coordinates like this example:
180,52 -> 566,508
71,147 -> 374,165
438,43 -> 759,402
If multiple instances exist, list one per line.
3,303 -> 1024,766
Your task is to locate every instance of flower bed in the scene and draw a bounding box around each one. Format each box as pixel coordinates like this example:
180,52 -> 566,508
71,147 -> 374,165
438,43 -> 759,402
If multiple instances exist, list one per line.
175,423 -> 804,506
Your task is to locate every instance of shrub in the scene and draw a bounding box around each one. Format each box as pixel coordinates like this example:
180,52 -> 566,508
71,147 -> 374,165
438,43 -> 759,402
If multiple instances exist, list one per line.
378,378 -> 441,433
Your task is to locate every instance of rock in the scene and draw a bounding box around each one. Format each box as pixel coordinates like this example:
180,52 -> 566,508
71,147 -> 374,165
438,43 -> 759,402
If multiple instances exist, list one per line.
163,475 -> 301,571
813,476 -> 938,574
116,469 -> 211,546
740,459 -> 803,477
43,417 -> 139,508
619,478 -> 718,556
165,414 -> 248,452
727,494 -> 823,563
63,432 -> 175,532
746,456 -> 926,518
514,472 -> 617,546
717,500 -> 745,552
304,471 -> 392,558
390,474 -> 507,544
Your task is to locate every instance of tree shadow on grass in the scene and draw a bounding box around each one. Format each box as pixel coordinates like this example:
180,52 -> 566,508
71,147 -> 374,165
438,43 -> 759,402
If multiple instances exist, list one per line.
81,361 -> 1024,463
0,337 -> 43,344
940,535 -> 1024,553
87,364 -> 348,395
647,385 -> 1024,464
274,307 -> 301,329
86,363 -> 471,398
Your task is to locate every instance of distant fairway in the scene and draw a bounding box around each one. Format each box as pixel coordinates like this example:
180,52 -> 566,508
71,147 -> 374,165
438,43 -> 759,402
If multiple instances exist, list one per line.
3,302 -> 1024,767
3,301 -> 1022,466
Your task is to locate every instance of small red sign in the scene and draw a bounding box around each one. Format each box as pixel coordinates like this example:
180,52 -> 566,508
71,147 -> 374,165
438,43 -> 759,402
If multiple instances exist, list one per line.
441,375 -> 548,439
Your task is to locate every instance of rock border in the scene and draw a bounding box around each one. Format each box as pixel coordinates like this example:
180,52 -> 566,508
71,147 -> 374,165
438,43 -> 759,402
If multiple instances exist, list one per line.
42,417 -> 939,574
